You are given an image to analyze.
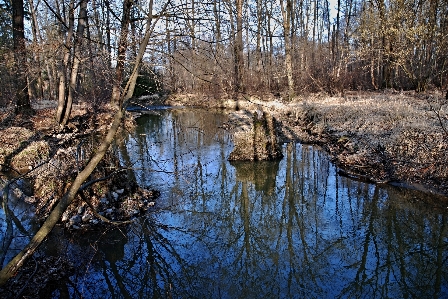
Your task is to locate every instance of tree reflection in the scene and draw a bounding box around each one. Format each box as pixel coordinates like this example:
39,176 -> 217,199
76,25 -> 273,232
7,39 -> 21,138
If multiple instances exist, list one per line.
31,109 -> 448,298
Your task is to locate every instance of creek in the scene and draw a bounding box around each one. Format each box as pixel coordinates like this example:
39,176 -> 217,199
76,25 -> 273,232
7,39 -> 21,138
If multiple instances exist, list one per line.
1,108 -> 448,298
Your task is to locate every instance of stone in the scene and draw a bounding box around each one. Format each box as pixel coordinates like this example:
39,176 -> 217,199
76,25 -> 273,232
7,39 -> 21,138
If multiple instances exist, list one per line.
61,212 -> 70,222
111,192 -> 119,201
78,205 -> 85,215
69,215 -> 82,226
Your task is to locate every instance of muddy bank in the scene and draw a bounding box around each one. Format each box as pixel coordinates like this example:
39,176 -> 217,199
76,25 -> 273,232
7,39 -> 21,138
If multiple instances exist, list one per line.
0,102 -> 163,297
0,103 -> 159,225
163,91 -> 448,198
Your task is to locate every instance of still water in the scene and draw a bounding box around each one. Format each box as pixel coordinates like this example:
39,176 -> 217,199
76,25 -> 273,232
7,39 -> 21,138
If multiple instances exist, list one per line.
3,108 -> 448,298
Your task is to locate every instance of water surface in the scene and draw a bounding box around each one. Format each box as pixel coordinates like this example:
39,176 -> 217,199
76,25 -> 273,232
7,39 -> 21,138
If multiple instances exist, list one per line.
2,108 -> 448,298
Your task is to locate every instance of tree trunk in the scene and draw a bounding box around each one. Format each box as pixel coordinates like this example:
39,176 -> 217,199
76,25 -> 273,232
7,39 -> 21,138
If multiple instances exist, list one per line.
234,0 -> 244,94
60,0 -> 88,126
29,0 -> 44,99
111,0 -> 132,106
55,0 -> 74,125
280,0 -> 295,99
255,0 -> 262,74
12,0 -> 32,115
0,0 -> 161,286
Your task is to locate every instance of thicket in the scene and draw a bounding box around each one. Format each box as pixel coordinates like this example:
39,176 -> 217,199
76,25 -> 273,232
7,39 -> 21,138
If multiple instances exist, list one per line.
1,0 -> 447,112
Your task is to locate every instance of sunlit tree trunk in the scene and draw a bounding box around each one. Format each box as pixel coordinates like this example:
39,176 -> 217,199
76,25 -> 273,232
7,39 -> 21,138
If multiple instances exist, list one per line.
234,0 -> 244,94
55,0 -> 74,125
60,0 -> 87,126
255,0 -> 263,75
280,0 -> 295,99
111,0 -> 132,106
29,0 -> 44,99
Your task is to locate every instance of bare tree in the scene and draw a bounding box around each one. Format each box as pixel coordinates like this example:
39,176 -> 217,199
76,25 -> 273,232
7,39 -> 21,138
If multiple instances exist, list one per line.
12,0 -> 32,114
280,0 -> 295,99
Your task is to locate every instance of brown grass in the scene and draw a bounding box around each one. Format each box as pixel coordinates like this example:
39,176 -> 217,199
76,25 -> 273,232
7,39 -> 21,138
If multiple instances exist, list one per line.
167,91 -> 448,195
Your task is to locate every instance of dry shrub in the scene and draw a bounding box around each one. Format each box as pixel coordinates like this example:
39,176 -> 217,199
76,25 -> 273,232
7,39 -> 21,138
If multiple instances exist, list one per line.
10,141 -> 50,171
0,127 -> 34,168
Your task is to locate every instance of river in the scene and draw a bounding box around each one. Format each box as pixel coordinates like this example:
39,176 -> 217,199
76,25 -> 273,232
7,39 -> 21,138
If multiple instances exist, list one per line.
2,108 -> 448,298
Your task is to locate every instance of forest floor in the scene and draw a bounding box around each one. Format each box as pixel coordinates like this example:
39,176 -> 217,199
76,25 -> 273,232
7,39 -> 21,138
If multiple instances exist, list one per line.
165,90 -> 448,203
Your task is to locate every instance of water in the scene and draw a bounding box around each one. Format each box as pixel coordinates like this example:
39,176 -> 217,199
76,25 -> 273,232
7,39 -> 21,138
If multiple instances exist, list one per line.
2,108 -> 448,298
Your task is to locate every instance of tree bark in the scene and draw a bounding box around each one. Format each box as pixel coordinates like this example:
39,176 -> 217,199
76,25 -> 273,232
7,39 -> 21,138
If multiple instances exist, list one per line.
29,0 -> 44,99
280,0 -> 295,99
12,0 -> 32,114
234,0 -> 244,94
55,0 -> 74,125
61,0 -> 88,126
111,0 -> 132,106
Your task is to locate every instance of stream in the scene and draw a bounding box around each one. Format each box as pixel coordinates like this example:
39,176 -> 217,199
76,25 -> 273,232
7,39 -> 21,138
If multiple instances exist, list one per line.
1,108 -> 448,298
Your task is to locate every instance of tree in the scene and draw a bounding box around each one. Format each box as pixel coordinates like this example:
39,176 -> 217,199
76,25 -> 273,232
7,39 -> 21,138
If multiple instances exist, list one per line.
279,0 -> 295,99
234,0 -> 244,94
55,0 -> 88,127
111,0 -> 133,106
12,0 -> 32,114
0,0 -> 169,285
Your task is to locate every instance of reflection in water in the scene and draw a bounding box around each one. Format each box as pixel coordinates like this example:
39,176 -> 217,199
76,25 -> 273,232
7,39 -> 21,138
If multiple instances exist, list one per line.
2,109 -> 447,298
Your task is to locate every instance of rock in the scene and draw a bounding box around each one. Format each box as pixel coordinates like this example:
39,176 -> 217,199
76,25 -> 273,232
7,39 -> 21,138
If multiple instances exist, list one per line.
78,205 -> 85,215
100,197 -> 109,204
69,215 -> 82,226
24,195 -> 37,204
12,188 -> 23,200
148,201 -> 155,207
61,211 -> 70,222
111,191 -> 119,201
82,214 -> 91,222
116,189 -> 124,194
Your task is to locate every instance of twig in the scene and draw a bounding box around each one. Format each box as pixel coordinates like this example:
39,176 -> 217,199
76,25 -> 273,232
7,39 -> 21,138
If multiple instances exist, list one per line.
78,191 -> 134,225
14,255 -> 38,299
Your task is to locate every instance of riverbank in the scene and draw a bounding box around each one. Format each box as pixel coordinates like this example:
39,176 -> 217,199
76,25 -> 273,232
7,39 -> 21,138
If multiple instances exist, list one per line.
1,92 -> 447,296
0,102 -> 158,224
163,91 -> 448,199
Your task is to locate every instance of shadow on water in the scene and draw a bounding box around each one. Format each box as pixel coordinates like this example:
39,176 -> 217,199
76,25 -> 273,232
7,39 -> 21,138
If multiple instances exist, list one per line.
2,108 -> 448,298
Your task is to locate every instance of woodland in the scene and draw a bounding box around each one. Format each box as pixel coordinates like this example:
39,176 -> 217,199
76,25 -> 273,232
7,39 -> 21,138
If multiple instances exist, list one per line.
1,0 -> 448,293
1,0 -> 448,113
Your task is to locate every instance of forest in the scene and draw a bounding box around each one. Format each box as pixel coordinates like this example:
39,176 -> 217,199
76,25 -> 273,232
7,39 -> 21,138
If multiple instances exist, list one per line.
1,0 -> 448,295
1,0 -> 448,115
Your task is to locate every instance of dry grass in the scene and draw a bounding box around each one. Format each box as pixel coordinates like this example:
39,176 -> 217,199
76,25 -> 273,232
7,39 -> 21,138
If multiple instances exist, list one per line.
277,92 -> 448,194
167,91 -> 448,195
